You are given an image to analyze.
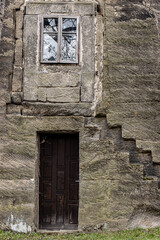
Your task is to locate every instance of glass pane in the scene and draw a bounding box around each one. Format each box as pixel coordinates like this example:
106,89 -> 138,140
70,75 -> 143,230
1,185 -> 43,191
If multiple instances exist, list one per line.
43,34 -> 58,61
62,18 -> 77,32
61,34 -> 77,62
44,18 -> 58,32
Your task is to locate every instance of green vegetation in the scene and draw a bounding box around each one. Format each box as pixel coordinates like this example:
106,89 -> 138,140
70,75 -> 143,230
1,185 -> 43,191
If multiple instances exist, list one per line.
1,228 -> 160,240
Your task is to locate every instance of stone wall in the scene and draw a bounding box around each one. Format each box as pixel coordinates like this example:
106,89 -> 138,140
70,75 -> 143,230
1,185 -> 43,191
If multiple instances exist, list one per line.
0,0 -> 160,233
0,0 -> 5,40
103,0 -> 160,171
101,0 -> 160,228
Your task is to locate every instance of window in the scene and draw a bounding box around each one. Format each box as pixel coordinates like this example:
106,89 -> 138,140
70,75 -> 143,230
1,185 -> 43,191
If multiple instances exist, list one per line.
41,16 -> 79,63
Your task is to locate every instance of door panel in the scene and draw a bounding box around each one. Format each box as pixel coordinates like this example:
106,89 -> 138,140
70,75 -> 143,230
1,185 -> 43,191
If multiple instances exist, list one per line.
57,171 -> 65,190
69,204 -> 78,224
39,133 -> 79,230
69,183 -> 78,200
43,182 -> 52,200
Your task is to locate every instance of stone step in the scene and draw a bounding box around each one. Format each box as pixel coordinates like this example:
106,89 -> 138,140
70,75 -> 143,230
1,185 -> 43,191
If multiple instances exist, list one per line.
80,137 -> 146,182
103,115 -> 160,186
136,140 -> 160,164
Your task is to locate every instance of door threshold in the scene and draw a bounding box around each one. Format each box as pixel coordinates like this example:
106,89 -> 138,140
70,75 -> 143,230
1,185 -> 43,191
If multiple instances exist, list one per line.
37,229 -> 82,234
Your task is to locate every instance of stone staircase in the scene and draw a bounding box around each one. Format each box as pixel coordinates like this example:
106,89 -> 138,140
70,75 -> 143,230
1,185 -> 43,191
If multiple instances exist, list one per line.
85,116 -> 160,188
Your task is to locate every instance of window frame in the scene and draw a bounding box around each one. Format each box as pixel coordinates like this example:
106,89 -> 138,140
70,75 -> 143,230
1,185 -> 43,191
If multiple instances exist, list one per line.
40,15 -> 80,64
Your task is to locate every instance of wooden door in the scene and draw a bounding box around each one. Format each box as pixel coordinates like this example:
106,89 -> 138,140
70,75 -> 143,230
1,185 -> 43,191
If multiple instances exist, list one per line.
39,133 -> 79,230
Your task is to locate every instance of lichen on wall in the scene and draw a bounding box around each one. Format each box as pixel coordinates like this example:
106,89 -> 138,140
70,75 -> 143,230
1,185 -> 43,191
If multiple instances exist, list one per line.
7,214 -> 32,233
103,0 -> 160,163
0,0 -> 160,233
103,0 -> 160,228
0,0 -> 5,40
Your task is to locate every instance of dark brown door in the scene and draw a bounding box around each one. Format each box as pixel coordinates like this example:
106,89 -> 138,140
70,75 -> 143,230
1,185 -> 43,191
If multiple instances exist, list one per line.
39,133 -> 79,230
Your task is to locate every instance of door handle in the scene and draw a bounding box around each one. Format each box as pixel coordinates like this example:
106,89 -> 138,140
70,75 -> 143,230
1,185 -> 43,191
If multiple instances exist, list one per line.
75,180 -> 79,183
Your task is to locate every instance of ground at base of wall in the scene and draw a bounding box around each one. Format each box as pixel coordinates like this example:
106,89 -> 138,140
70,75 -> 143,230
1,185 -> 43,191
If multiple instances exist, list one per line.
1,228 -> 160,240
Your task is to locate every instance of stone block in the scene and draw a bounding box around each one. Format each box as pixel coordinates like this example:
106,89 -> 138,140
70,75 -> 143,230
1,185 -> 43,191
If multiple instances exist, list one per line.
121,120 -> 160,141
73,3 -> 96,15
136,140 -> 160,164
0,179 -> 34,202
96,15 -> 104,45
107,109 -> 158,124
0,56 -> 14,74
14,39 -> 22,66
81,72 -> 94,102
3,204 -> 34,233
0,21 -> 2,39
46,87 -> 80,103
38,72 -> 79,87
12,92 -> 22,104
2,16 -> 14,30
6,115 -> 84,133
15,10 -> 23,39
23,15 -> 38,101
23,15 -> 38,68
6,104 -> 22,115
0,153 -> 34,179
0,104 -> 6,114
109,88 -> 160,103
12,66 -> 22,92
23,72 -> 38,101
26,3 -> 95,16
37,87 -> 46,102
109,102 -> 160,115
14,0 -> 25,9
0,1 -> 5,16
39,63 -> 80,74
22,102 -> 93,116
107,75 -> 159,90
1,25 -> 14,39
0,40 -> 14,55
82,16 -> 95,72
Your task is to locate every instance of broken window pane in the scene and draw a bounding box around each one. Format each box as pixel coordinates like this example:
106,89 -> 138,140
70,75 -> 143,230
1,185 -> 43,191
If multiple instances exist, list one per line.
62,18 -> 77,32
61,35 -> 77,62
44,18 -> 58,32
43,34 -> 58,61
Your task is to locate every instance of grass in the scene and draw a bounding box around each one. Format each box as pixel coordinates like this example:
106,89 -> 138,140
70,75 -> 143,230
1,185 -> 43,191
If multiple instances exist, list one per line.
1,228 -> 160,240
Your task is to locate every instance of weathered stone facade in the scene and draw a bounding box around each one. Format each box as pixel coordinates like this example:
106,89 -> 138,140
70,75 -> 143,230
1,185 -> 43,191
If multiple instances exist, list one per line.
0,0 -> 160,233
0,0 -> 5,40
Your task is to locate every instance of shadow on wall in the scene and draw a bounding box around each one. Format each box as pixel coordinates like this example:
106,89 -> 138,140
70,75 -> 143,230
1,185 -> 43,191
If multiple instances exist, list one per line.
114,0 -> 154,22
